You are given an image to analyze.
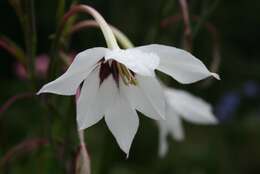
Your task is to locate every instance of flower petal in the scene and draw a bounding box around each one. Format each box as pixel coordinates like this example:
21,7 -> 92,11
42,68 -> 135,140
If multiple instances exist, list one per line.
136,44 -> 220,84
37,47 -> 107,95
120,75 -> 165,120
165,88 -> 217,124
157,121 -> 169,157
77,68 -> 117,130
157,104 -> 184,157
165,104 -> 185,141
105,93 -> 139,156
105,48 -> 159,76
137,75 -> 166,119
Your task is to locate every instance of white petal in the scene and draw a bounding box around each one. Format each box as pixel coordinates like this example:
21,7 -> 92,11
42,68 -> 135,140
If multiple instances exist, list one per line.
136,44 -> 220,84
105,93 -> 139,156
157,121 -> 169,157
157,104 -> 184,157
37,47 -> 107,95
165,104 -> 185,141
120,76 -> 165,120
165,88 -> 218,124
137,75 -> 166,119
77,68 -> 117,130
105,48 -> 159,76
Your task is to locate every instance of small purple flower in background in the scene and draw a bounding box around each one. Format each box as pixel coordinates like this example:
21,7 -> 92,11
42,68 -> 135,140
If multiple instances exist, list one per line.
215,91 -> 241,122
243,81 -> 259,98
35,55 -> 49,77
14,54 -> 49,79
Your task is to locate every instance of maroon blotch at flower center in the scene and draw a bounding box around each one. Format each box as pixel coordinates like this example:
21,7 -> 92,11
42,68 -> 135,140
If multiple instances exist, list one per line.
99,59 -> 119,86
99,58 -> 136,87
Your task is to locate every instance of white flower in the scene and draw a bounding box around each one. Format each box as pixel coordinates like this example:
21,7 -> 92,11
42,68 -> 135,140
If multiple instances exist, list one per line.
38,44 -> 219,155
158,88 -> 218,157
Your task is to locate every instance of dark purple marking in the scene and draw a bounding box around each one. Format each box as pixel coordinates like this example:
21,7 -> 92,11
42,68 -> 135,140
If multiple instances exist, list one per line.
99,61 -> 111,85
99,59 -> 120,86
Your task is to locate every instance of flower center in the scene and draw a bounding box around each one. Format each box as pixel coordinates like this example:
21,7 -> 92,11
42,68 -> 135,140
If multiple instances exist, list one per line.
99,58 -> 137,86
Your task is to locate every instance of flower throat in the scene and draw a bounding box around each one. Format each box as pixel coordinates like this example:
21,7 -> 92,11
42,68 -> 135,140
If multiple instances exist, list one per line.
99,58 -> 138,86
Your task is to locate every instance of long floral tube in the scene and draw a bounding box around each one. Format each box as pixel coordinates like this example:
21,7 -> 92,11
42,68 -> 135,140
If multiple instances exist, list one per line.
70,20 -> 134,48
61,5 -> 119,49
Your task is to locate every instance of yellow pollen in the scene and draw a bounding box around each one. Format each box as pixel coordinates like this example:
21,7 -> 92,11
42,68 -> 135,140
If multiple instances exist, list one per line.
116,62 -> 138,86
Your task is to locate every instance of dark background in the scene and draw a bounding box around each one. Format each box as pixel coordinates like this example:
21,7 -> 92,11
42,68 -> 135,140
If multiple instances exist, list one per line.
0,0 -> 260,173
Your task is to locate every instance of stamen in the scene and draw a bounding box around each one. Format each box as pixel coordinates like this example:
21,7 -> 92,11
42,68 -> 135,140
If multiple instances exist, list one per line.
116,63 -> 138,86
121,65 -> 138,85
99,59 -> 138,86
116,63 -> 129,85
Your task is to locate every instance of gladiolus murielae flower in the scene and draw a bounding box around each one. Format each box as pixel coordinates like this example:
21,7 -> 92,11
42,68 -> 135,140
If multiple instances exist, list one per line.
37,5 -> 219,156
158,88 -> 218,157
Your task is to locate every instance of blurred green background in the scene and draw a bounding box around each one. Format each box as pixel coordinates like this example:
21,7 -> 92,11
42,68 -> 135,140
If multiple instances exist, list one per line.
1,0 -> 260,174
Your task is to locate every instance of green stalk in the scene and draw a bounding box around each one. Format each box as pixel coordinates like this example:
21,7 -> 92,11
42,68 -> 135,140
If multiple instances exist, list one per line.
24,0 -> 37,88
49,4 -> 120,79
70,20 -> 134,49
9,0 -> 37,89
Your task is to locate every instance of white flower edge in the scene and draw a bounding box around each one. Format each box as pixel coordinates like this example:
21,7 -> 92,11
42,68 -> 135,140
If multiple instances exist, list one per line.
158,88 -> 218,157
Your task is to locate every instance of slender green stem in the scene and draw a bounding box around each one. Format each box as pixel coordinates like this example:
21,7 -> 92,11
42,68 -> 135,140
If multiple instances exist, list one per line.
56,0 -> 65,25
8,0 -> 37,86
23,0 -> 37,89
70,20 -> 134,49
62,5 -> 119,49
49,4 -> 120,79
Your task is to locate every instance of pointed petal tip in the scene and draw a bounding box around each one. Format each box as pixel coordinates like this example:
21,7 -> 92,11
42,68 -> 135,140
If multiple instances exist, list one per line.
211,73 -> 220,80
76,119 -> 92,131
211,117 -> 219,125
204,114 -> 219,125
159,153 -> 166,159
125,152 -> 130,159
175,134 -> 185,141
120,147 -> 130,158
76,119 -> 85,130
36,88 -> 50,95
36,88 -> 45,95
158,142 -> 167,158
77,126 -> 86,131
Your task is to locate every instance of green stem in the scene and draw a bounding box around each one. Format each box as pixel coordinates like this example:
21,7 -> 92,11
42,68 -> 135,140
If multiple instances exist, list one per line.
23,0 -> 37,89
56,0 -> 65,25
9,0 -> 37,90
70,20 -> 134,48
49,4 -> 120,79
8,0 -> 37,85
62,5 -> 119,49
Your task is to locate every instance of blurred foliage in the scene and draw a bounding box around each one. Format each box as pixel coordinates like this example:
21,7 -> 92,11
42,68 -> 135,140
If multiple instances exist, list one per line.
0,0 -> 260,174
